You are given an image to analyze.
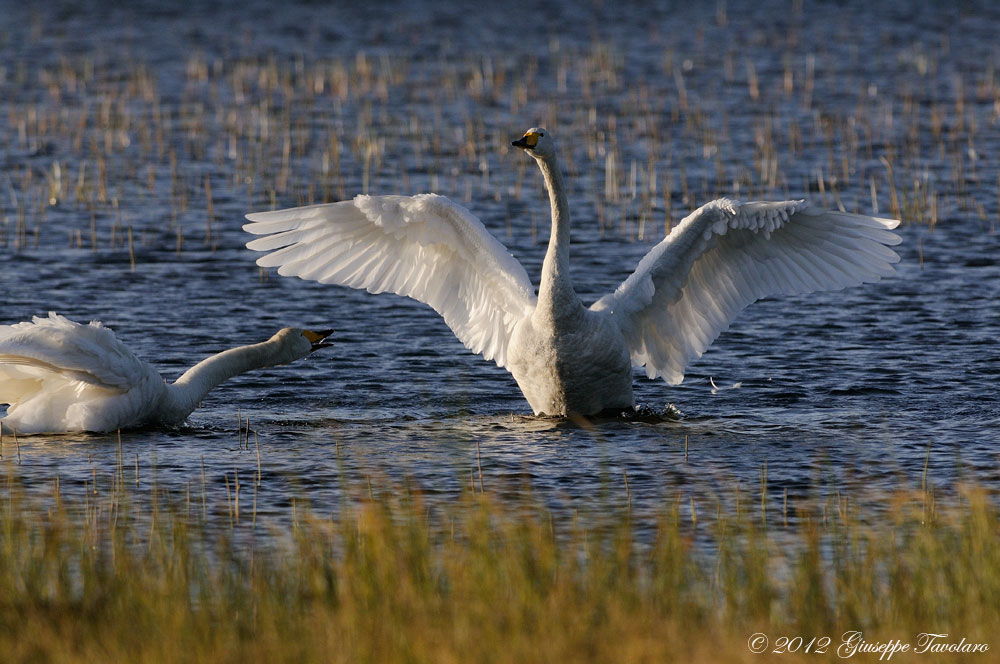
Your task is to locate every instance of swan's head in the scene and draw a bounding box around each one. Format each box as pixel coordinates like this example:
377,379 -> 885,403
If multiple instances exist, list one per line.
512,127 -> 555,159
270,327 -> 334,363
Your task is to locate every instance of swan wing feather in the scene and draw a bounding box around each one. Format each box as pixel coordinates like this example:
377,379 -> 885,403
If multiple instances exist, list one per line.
0,312 -> 149,392
244,194 -> 537,368
591,199 -> 901,384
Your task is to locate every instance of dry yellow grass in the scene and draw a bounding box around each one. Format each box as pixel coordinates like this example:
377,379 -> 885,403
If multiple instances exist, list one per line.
1,470 -> 998,663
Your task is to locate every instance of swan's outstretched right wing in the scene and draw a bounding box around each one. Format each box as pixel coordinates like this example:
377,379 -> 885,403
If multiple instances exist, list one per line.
591,199 -> 901,384
244,194 -> 537,368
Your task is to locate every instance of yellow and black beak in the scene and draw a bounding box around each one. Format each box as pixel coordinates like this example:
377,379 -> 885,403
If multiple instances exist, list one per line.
302,328 -> 334,351
512,131 -> 540,150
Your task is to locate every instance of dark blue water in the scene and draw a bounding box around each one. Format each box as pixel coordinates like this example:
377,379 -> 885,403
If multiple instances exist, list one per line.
1,0 -> 998,528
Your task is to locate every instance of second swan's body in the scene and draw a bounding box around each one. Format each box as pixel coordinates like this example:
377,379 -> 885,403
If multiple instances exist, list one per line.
245,128 -> 901,416
0,313 -> 331,433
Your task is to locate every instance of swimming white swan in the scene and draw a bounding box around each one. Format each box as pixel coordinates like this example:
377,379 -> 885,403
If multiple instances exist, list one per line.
244,128 -> 901,417
0,312 -> 332,434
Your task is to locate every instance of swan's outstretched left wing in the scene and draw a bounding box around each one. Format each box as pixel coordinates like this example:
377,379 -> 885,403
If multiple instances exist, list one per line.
0,312 -> 145,392
0,313 -> 164,434
591,199 -> 901,384
244,194 -> 537,368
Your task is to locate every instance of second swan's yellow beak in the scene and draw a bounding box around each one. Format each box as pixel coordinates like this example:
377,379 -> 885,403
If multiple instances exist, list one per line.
302,329 -> 334,350
512,131 -> 540,150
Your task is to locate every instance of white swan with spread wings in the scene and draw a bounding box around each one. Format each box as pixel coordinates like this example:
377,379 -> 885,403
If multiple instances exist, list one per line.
244,128 -> 901,416
0,313 -> 331,433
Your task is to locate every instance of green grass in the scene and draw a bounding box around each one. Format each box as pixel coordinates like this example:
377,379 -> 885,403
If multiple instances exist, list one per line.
1,470 -> 998,663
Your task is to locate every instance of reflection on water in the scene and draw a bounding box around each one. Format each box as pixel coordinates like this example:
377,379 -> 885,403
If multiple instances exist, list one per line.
1,0 -> 999,532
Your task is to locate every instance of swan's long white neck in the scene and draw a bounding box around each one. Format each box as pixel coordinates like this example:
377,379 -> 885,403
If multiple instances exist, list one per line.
158,338 -> 287,423
535,153 -> 582,319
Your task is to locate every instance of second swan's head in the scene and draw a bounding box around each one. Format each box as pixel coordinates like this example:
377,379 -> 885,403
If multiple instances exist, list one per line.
512,127 -> 555,159
269,327 -> 334,364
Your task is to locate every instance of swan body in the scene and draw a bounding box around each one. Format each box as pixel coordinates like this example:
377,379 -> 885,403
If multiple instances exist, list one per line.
0,313 -> 331,434
245,128 -> 901,416
506,272 -> 634,415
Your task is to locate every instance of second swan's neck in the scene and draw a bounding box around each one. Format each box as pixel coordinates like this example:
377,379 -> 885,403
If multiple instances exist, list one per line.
536,153 -> 582,318
158,339 -> 285,423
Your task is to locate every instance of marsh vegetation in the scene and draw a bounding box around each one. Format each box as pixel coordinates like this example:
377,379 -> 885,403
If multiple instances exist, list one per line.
2,465 -> 999,662
1,0 -> 999,659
